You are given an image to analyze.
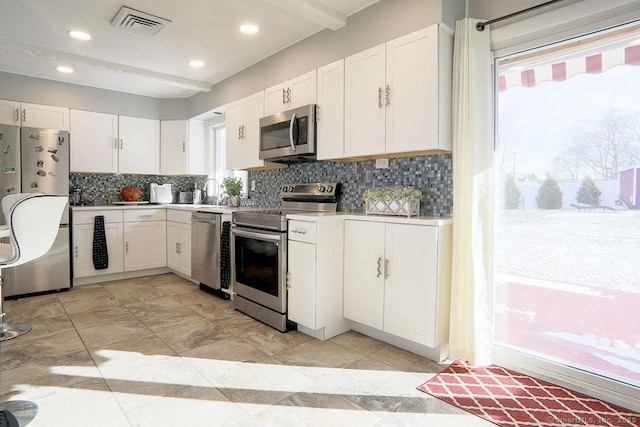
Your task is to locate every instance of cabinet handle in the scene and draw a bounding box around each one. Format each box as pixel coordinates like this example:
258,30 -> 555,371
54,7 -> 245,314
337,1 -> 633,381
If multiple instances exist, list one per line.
15,108 -> 19,123
286,271 -> 292,289
120,139 -> 123,150
176,242 -> 181,254
114,138 -> 118,149
292,229 -> 306,234
376,256 -> 382,278
378,87 -> 383,108
384,258 -> 390,279
385,85 -> 391,106
22,109 -> 26,123
282,88 -> 286,105
75,246 -> 78,258
286,87 -> 291,104
125,241 -> 129,254
182,141 -> 186,152
242,125 -> 246,139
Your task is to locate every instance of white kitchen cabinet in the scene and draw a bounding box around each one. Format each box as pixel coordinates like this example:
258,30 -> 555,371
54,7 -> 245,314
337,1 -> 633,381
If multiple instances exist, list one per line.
70,109 -> 119,173
287,218 -> 349,340
0,100 -> 69,129
160,119 -> 207,175
316,60 -> 345,160
72,210 -> 124,279
166,209 -> 192,277
225,91 -> 270,170
344,24 -> 452,158
0,99 -> 20,125
343,219 -> 451,347
118,116 -> 160,175
123,209 -> 167,271
264,70 -> 317,116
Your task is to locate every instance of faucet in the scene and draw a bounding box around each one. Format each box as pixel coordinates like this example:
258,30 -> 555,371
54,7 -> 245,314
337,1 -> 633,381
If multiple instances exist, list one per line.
203,177 -> 220,205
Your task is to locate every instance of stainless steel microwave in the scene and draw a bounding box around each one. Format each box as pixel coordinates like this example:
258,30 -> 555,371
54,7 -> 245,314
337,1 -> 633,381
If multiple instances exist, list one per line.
259,104 -> 316,163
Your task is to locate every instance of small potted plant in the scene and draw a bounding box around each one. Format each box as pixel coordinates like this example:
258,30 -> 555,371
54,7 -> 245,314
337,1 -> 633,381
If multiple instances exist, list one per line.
222,176 -> 243,207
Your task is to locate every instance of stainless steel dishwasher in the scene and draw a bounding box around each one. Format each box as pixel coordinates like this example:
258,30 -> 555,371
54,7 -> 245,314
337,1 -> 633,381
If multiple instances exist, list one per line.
191,211 -> 223,296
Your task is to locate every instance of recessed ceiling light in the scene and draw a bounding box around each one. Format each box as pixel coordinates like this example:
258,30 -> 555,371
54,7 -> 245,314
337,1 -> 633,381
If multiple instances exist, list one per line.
189,60 -> 205,68
68,30 -> 91,41
239,24 -> 259,35
56,66 -> 74,74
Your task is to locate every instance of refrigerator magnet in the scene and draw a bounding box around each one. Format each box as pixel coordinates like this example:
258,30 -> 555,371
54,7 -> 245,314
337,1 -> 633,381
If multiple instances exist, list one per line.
36,160 -> 44,168
4,187 -> 15,193
2,145 -> 9,154
48,171 -> 57,177
57,136 -> 65,145
30,182 -> 38,189
29,132 -> 40,140
47,147 -> 58,154
35,145 -> 44,152
36,169 -> 46,177
51,154 -> 59,162
3,167 -> 15,174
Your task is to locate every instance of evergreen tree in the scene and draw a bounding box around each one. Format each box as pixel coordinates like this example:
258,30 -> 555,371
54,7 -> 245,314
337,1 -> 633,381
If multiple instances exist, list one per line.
504,175 -> 521,209
536,177 -> 563,209
576,176 -> 601,206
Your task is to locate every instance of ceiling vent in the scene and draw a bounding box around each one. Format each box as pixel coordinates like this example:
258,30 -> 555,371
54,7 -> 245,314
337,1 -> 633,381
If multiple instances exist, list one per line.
111,6 -> 172,36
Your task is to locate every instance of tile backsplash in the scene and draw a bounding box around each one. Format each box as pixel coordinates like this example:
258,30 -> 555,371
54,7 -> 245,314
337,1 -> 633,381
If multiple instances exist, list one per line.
249,154 -> 452,216
70,174 -> 205,205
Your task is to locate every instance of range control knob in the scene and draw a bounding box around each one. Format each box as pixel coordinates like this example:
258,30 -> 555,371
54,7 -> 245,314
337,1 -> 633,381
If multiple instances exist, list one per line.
326,185 -> 333,192
282,186 -> 288,192
318,185 -> 326,193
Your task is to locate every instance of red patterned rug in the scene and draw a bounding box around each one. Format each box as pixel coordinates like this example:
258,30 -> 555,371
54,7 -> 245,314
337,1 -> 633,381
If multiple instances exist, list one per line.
418,360 -> 639,427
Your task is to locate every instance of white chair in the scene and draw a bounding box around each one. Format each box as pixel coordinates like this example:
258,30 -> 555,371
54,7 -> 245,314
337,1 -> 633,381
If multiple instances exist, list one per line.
0,193 -> 67,341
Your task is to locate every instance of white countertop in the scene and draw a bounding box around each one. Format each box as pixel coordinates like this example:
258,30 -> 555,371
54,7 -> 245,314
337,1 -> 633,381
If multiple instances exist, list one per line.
71,203 -> 250,214
286,211 -> 452,226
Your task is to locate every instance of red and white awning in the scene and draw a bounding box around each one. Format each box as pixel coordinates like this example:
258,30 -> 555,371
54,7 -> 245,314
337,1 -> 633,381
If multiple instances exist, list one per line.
498,45 -> 640,91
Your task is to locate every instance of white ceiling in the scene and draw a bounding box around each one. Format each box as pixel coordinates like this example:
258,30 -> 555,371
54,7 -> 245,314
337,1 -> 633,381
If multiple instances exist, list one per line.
0,0 -> 380,98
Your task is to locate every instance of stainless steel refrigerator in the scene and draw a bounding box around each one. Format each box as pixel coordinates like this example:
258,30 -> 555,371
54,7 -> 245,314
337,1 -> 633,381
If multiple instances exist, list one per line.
0,124 -> 70,297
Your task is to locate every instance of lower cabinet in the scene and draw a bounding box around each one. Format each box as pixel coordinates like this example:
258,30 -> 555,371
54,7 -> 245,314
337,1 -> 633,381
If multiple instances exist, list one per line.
123,209 -> 167,271
72,210 -> 124,278
343,219 -> 451,347
166,210 -> 192,277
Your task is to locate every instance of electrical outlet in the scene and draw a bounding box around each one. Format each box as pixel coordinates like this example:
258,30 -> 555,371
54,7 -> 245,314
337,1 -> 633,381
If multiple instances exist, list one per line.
251,180 -> 256,191
375,158 -> 389,169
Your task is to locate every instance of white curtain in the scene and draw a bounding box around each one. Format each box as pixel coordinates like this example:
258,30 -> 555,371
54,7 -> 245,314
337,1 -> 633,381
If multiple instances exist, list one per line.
449,18 -> 494,366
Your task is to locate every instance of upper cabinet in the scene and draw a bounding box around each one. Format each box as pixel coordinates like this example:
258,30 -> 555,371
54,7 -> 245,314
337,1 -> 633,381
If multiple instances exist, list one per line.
70,109 -> 119,173
316,60 -> 345,161
225,91 -> 267,170
264,70 -> 317,116
344,24 -> 453,158
0,100 -> 69,130
160,119 -> 207,175
118,116 -> 160,175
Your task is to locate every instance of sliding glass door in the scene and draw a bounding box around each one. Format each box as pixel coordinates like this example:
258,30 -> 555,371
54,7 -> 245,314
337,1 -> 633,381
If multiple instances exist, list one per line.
493,23 -> 640,396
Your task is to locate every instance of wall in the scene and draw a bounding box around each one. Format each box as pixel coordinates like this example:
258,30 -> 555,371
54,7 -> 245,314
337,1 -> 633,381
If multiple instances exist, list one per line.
0,71 -> 160,119
248,154 -> 452,216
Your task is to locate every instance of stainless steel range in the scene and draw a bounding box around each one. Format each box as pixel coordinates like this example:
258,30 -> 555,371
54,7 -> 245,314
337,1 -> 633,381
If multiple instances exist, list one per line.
231,183 -> 338,331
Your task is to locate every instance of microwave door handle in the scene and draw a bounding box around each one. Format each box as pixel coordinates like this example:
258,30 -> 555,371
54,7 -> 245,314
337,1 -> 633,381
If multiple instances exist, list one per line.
289,113 -> 297,151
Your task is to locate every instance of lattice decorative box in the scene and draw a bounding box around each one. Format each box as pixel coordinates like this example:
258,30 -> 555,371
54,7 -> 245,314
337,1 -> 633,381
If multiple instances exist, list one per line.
363,186 -> 421,217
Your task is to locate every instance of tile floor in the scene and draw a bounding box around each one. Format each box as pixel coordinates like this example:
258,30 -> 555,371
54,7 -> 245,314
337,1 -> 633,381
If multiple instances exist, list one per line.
0,274 -> 493,427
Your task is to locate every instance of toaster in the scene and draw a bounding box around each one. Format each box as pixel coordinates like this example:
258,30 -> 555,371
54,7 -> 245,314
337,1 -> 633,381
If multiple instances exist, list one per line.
150,183 -> 172,204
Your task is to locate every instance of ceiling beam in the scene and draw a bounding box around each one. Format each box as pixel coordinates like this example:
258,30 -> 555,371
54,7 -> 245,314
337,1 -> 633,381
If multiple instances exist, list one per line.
264,0 -> 347,30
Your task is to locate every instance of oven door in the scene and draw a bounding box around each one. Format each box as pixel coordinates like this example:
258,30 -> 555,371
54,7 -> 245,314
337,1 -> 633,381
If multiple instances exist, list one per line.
231,225 -> 287,313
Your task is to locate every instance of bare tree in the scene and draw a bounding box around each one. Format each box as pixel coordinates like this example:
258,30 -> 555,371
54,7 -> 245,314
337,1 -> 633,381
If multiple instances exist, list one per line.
551,147 -> 581,180
496,110 -> 522,175
561,109 -> 640,180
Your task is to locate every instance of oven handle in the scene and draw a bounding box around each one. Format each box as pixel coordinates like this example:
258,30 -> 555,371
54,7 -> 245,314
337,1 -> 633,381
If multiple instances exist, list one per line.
232,227 -> 283,243
289,113 -> 297,151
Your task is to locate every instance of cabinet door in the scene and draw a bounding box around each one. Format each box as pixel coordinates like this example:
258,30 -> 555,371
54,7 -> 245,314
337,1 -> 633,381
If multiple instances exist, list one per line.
160,120 -> 187,175
384,223 -> 438,346
167,221 -> 191,276
288,240 -> 317,328
242,91 -> 265,169
344,44 -> 386,157
0,99 -> 20,125
20,103 -> 70,130
386,26 -> 439,154
119,116 -> 160,174
264,81 -> 289,116
316,60 -> 344,160
187,120 -> 207,175
70,110 -> 119,173
123,221 -> 167,271
343,220 -> 385,330
73,222 -> 124,278
289,70 -> 317,109
224,98 -> 245,170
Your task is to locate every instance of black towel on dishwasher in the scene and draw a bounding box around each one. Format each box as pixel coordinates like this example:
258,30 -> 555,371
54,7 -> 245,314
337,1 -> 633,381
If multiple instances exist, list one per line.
92,215 -> 109,270
220,221 -> 231,289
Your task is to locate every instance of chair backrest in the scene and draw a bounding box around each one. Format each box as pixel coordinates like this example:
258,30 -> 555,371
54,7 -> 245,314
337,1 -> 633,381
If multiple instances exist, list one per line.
2,194 -> 68,268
